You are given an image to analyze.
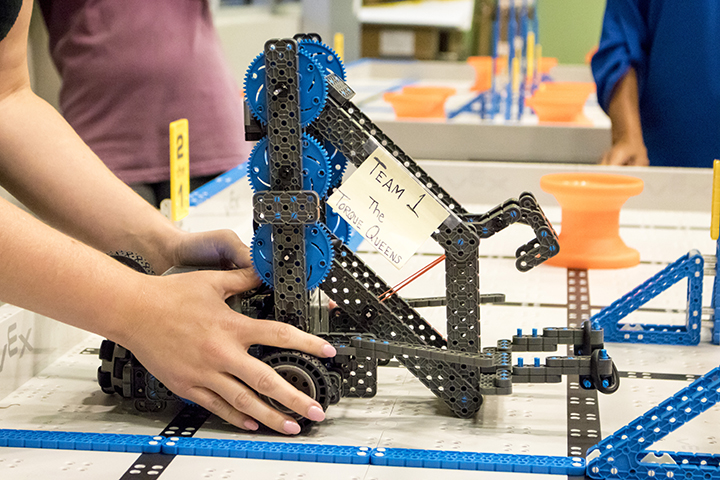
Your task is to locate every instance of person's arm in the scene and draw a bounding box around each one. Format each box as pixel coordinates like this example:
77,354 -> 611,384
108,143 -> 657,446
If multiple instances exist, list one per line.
601,68 -> 649,166
0,14 -> 179,273
0,0 -> 334,435
592,0 -> 650,166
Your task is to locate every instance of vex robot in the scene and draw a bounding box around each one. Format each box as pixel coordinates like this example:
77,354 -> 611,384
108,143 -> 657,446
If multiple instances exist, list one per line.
98,35 -> 619,429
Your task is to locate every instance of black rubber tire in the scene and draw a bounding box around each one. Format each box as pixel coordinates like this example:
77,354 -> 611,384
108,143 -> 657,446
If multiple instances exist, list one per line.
99,339 -> 115,362
260,350 -> 332,431
97,367 -> 114,394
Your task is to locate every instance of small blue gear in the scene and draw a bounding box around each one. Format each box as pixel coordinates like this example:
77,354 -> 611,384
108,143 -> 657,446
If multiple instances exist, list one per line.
251,223 -> 334,291
324,141 -> 348,189
325,205 -> 353,244
298,39 -> 347,81
247,133 -> 330,197
244,50 -> 327,126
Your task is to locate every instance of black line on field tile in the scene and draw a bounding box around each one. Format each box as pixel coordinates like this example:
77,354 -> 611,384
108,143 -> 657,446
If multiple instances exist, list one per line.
119,404 -> 210,480
566,269 -> 601,467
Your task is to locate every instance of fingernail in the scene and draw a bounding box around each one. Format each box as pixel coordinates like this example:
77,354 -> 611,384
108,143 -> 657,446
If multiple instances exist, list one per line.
307,405 -> 325,422
321,344 -> 337,357
283,420 -> 301,435
243,419 -> 259,431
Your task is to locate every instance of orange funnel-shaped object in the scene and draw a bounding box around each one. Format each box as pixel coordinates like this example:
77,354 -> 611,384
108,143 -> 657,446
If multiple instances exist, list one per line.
384,86 -> 456,119
526,82 -> 596,123
540,173 -> 644,269
467,56 -> 508,92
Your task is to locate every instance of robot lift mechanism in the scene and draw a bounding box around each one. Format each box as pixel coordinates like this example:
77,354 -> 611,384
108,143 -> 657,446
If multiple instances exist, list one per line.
97,35 -> 620,430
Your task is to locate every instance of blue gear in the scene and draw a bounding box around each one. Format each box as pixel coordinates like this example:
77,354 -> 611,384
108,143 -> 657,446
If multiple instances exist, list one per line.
325,205 -> 353,244
251,223 -> 334,291
247,133 -> 330,197
243,50 -> 327,126
298,39 -> 347,81
324,141 -> 348,189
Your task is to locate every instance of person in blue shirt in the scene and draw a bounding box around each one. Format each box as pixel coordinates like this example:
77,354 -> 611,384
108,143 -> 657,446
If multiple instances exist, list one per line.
592,0 -> 720,168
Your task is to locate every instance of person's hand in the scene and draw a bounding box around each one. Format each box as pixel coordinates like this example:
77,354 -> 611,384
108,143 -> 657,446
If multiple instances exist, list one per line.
161,229 -> 258,274
600,136 -> 649,166
120,268 -> 337,435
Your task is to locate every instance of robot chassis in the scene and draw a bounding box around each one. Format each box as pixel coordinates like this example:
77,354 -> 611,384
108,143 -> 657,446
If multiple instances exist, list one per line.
98,36 -> 619,430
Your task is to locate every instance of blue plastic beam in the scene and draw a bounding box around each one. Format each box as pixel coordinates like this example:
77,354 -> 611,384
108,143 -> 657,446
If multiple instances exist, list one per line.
0,428 -> 586,475
591,250 -> 704,345
586,365 -> 720,479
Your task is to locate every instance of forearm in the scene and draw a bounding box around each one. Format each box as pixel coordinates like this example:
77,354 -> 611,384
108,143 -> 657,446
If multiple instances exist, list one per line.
0,87 -> 183,272
0,196 -> 144,344
607,68 -> 644,145
599,68 -> 649,166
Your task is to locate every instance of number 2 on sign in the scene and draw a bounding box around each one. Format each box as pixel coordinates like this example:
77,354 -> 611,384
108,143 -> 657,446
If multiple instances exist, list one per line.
169,119 -> 190,221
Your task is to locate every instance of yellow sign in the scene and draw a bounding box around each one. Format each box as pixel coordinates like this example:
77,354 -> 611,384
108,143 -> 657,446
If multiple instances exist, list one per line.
334,32 -> 345,62
169,119 -> 190,221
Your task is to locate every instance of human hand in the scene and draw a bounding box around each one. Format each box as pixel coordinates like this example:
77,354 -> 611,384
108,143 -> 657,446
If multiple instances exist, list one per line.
121,268 -> 337,435
161,229 -> 259,274
600,137 -> 649,166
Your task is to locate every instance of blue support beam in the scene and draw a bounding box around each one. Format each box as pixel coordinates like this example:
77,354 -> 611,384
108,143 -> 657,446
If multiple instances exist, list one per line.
591,250 -> 704,345
586,365 -> 720,479
0,428 -> 586,475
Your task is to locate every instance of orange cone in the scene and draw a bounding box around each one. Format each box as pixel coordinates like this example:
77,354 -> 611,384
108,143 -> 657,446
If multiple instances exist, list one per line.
541,173 -> 644,269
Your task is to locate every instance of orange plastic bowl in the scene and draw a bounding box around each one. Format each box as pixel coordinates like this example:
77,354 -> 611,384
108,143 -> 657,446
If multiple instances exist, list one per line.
384,86 -> 456,118
467,56 -> 508,91
539,57 -> 559,74
536,81 -> 596,99
525,93 -> 587,123
401,86 -> 457,98
541,173 -> 644,210
540,173 -> 644,269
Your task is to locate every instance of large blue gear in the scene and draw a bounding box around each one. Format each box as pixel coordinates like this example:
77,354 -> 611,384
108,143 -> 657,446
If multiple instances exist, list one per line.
324,141 -> 348,189
298,39 -> 346,81
247,133 -> 331,197
243,49 -> 327,126
325,205 -> 353,244
251,223 -> 334,291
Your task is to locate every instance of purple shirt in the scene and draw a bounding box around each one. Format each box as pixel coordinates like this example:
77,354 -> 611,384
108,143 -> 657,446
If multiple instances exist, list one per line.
39,0 -> 249,183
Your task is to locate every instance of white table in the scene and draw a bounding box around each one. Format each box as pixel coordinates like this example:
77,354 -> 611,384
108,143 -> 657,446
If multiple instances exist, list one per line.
1,161 -> 717,479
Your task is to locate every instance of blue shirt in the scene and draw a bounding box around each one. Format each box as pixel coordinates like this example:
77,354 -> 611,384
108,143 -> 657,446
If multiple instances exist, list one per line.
592,0 -> 720,168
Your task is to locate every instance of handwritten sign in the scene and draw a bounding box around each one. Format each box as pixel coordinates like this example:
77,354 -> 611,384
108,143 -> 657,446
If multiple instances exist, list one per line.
327,146 -> 450,268
169,119 -> 190,221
